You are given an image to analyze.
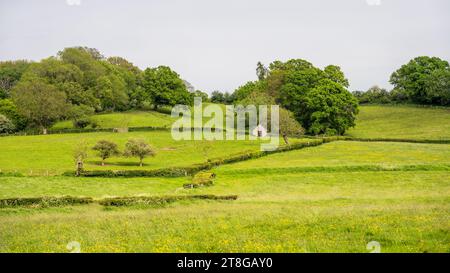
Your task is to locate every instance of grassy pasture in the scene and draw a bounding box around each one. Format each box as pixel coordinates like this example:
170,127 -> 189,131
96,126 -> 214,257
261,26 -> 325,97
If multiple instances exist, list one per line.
347,105 -> 450,140
216,141 -> 450,173
1,105 -> 450,253
52,111 -> 175,129
0,171 -> 448,252
0,131 -> 296,174
51,104 -> 228,130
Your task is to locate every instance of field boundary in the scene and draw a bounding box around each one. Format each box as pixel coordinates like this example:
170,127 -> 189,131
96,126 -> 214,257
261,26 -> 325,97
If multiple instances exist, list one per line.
1,136 -> 449,178
0,194 -> 238,208
217,164 -> 450,176
69,138 -> 331,178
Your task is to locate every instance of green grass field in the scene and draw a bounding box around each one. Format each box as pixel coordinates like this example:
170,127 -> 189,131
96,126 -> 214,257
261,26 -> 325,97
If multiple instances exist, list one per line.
52,111 -> 175,129
347,105 -> 450,140
1,105 -> 449,253
0,131 -> 294,174
0,171 -> 448,252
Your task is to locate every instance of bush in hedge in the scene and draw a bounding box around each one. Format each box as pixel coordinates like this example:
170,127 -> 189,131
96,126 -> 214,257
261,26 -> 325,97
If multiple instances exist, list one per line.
184,172 -> 216,188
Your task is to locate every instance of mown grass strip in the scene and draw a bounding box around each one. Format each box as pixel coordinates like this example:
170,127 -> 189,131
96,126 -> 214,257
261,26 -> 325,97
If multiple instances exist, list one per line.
343,137 -> 450,144
218,164 -> 450,176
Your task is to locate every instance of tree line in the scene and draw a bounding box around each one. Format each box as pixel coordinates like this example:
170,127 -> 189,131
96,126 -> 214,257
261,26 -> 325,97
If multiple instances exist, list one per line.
0,48 -> 448,137
353,56 -> 450,106
0,47 -> 194,134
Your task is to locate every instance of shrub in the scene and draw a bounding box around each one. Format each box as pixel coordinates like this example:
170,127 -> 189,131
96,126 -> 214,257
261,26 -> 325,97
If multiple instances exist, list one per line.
73,117 -> 91,129
184,172 -> 216,188
0,114 -> 15,134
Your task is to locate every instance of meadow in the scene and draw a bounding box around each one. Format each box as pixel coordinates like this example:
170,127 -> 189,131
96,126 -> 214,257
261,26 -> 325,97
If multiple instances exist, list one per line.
0,131 -> 289,174
346,105 -> 450,140
52,111 -> 175,129
0,105 -> 449,253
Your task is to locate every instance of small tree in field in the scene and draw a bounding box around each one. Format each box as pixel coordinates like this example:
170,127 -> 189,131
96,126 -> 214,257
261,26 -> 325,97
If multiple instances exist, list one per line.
124,138 -> 156,167
92,140 -> 120,166
279,108 -> 304,145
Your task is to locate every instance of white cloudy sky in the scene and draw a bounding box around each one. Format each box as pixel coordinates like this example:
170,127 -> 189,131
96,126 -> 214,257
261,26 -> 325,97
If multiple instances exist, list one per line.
0,0 -> 449,93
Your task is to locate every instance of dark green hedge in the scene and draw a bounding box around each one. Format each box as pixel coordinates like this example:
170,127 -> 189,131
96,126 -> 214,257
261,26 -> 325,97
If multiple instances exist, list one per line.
0,172 -> 23,177
73,139 -> 326,178
98,195 -> 238,207
0,196 -> 94,208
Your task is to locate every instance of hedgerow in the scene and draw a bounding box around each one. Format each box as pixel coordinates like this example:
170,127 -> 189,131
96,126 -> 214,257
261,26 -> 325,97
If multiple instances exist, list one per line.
98,195 -> 238,207
72,139 -> 326,177
0,196 -> 94,208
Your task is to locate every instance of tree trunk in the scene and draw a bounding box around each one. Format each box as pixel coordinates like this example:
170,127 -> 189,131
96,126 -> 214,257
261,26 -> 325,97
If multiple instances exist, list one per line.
282,134 -> 289,145
139,158 -> 143,167
42,128 -> 47,135
101,160 -> 105,166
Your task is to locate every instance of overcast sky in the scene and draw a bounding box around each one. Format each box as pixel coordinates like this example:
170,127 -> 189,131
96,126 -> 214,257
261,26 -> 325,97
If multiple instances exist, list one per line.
1,0 -> 449,93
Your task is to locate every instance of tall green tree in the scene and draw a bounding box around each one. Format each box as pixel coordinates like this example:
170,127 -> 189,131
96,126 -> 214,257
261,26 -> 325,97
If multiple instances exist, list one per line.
142,66 -> 192,109
235,58 -> 358,135
390,56 -> 450,105
0,60 -> 31,98
304,79 -> 358,135
11,78 -> 68,134
0,99 -> 28,130
323,65 -> 349,88
256,61 -> 268,81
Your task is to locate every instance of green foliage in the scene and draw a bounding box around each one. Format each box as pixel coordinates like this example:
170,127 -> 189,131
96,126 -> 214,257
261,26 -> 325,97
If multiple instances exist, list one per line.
11,78 -> 68,133
210,91 -> 235,104
0,196 -> 93,208
0,60 -> 31,98
353,86 -> 392,104
256,61 -> 268,81
184,172 -> 216,188
99,195 -> 237,207
323,65 -> 349,87
234,59 -> 358,135
92,140 -> 120,165
123,138 -> 156,166
142,66 -> 192,108
278,68 -> 358,135
278,108 -> 304,144
92,74 -> 129,111
390,56 -> 450,105
233,81 -> 265,102
0,99 -> 27,130
210,91 -> 224,103
193,90 -> 209,102
0,114 -> 15,134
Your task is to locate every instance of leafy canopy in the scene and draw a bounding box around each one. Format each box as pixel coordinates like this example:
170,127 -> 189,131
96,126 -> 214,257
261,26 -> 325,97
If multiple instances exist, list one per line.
124,138 -> 156,166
